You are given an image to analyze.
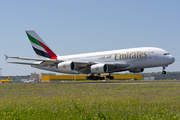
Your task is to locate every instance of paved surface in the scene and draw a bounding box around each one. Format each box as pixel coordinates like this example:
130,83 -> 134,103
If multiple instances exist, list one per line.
51,80 -> 180,84
83,81 -> 180,84
8,80 -> 180,84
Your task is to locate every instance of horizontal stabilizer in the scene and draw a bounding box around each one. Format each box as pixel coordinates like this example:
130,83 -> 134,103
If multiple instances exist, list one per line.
8,62 -> 40,66
5,55 -> 62,62
4,54 -> 9,60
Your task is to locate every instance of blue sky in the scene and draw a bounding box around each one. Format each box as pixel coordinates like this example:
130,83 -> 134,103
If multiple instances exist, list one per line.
0,0 -> 180,76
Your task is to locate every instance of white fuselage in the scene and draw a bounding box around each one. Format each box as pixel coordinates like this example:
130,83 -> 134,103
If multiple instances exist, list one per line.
35,47 -> 174,74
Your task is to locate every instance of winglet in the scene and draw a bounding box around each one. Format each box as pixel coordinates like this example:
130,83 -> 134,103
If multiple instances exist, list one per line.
4,54 -> 9,60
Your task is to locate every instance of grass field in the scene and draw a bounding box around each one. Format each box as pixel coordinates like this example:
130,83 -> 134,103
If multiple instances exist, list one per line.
0,83 -> 180,120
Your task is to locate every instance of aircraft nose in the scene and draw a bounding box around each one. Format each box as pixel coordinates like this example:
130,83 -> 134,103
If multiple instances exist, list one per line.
170,56 -> 175,64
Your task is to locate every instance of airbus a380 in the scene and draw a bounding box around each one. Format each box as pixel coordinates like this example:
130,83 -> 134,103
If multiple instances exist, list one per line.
5,30 -> 175,80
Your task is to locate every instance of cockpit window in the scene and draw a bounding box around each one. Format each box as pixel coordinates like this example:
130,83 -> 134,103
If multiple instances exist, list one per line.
164,53 -> 170,55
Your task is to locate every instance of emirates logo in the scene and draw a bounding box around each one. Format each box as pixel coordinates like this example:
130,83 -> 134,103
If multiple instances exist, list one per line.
96,66 -> 99,71
63,64 -> 66,69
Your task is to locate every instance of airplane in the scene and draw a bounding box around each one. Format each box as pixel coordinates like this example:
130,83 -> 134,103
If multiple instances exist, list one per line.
5,30 -> 175,80
0,76 -> 11,83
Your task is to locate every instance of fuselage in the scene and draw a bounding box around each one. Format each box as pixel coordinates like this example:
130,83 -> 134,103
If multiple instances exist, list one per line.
0,80 -> 10,83
35,47 -> 174,74
0,76 -> 11,83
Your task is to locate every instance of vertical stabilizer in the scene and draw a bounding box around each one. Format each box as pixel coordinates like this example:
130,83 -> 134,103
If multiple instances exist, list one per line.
7,76 -> 11,80
25,30 -> 57,59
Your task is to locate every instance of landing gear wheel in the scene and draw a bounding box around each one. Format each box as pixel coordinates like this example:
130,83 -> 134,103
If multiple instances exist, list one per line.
106,75 -> 114,80
106,75 -> 110,79
93,76 -> 98,80
110,76 -> 114,80
86,75 -> 106,80
90,76 -> 93,80
86,76 -> 94,80
162,66 -> 167,74
162,71 -> 166,74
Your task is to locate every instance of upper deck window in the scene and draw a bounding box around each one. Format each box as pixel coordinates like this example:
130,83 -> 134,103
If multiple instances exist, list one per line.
164,53 -> 170,55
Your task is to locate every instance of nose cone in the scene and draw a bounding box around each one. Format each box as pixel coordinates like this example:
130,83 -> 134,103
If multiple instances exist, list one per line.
172,56 -> 175,63
169,55 -> 175,64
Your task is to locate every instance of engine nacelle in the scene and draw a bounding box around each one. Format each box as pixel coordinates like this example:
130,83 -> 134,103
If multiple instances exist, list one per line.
57,61 -> 75,72
90,63 -> 108,74
129,68 -> 144,73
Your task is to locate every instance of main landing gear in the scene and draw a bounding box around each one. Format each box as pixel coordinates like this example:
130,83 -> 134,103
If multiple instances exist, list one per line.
86,75 -> 105,80
106,75 -> 114,80
86,74 -> 115,80
162,66 -> 167,74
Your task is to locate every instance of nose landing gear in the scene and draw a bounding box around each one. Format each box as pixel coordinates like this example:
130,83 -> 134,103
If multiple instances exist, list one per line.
162,66 -> 167,74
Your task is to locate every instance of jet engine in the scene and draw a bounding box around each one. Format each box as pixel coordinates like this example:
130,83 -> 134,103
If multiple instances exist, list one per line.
90,63 -> 130,74
90,63 -> 108,74
57,61 -> 75,72
129,68 -> 144,73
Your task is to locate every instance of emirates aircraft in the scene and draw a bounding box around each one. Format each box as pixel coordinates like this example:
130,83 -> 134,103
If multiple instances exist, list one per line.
5,30 -> 175,80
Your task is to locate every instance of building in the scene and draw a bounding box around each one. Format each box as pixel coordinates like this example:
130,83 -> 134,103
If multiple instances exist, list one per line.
39,73 -> 56,83
30,72 -> 39,83
143,76 -> 155,80
41,74 -> 142,82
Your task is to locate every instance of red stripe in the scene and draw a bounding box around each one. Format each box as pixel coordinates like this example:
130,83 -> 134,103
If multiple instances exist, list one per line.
38,41 -> 57,60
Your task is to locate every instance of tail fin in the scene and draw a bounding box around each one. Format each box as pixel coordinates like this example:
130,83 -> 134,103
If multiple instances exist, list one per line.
7,76 -> 11,80
25,30 -> 57,59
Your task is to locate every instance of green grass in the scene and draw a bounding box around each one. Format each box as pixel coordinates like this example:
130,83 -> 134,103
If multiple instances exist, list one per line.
0,83 -> 180,119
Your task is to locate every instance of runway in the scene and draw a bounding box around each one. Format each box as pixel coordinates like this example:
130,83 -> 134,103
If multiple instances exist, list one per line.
54,80 -> 180,84
8,80 -> 180,84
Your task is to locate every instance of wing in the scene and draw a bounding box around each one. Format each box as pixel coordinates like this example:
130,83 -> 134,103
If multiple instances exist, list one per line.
5,54 -> 129,74
5,54 -> 93,73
